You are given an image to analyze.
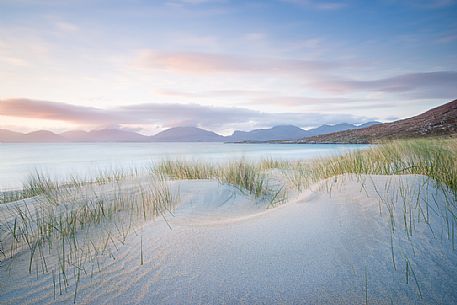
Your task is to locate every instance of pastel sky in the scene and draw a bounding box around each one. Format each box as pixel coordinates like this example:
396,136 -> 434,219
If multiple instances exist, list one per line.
0,0 -> 456,135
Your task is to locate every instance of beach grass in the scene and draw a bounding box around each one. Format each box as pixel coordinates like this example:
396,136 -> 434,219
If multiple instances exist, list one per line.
155,158 -> 286,202
0,168 -> 144,205
0,172 -> 176,302
1,137 -> 456,302
287,138 -> 457,194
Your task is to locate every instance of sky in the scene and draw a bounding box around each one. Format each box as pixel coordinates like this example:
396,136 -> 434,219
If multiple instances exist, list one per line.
0,0 -> 456,135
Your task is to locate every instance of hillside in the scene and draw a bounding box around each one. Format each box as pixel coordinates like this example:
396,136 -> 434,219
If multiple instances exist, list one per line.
297,99 -> 457,144
0,129 -> 25,142
0,129 -> 149,143
304,121 -> 380,137
227,125 -> 308,142
61,129 -> 149,142
226,122 -> 380,142
0,122 -> 381,143
150,127 -> 225,142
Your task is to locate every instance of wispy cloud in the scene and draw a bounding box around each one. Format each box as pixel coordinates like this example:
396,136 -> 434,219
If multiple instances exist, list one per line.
312,71 -> 457,94
0,99 -> 111,123
0,0 -> 455,126
249,96 -> 383,108
0,28 -> 50,68
166,0 -> 228,5
133,50 -> 341,74
162,0 -> 233,15
435,33 -> 457,44
402,0 -> 457,8
153,89 -> 388,110
54,21 -> 79,33
135,50 -> 457,100
281,0 -> 348,10
0,56 -> 29,67
0,98 -> 374,132
154,88 -> 277,98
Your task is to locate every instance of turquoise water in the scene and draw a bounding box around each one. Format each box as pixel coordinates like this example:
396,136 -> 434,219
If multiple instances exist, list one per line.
0,142 -> 370,189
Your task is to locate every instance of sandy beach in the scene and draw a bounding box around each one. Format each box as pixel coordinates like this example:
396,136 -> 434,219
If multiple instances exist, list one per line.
2,0 -> 456,302
1,172 -> 456,305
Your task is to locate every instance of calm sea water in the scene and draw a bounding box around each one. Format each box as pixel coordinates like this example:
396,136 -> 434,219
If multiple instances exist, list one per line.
0,143 -> 370,189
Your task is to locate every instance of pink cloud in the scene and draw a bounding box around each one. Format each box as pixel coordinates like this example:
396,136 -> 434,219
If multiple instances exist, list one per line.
0,98 -> 112,123
0,98 -> 373,131
133,50 -> 339,74
311,71 -> 457,94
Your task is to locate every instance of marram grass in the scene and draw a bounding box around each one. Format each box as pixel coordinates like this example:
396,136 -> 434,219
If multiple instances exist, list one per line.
288,138 -> 457,194
0,173 -> 176,302
155,158 -> 287,204
1,138 -> 456,302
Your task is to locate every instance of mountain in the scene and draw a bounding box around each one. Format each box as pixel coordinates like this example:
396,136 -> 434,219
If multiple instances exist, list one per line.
304,122 -> 381,137
61,129 -> 149,142
0,129 -> 149,142
22,130 -> 64,142
359,121 -> 383,128
59,130 -> 90,140
0,122 -> 382,143
227,122 -> 381,142
227,125 -> 308,142
150,127 -> 226,142
0,129 -> 64,143
297,100 -> 457,144
152,123 -> 382,142
0,129 -> 25,142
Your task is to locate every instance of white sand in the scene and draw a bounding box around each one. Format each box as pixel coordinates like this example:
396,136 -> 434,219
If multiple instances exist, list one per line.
1,174 -> 457,304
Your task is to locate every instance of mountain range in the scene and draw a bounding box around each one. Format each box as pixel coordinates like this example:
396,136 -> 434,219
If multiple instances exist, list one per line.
225,122 -> 380,142
0,122 -> 380,143
4,98 -> 454,144
296,99 -> 457,144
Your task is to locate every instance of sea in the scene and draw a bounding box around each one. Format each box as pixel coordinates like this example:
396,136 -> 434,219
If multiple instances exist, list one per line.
0,142 -> 370,189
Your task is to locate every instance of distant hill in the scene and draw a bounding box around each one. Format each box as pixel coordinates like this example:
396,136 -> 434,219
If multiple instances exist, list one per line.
297,99 -> 457,144
0,122 -> 382,143
227,125 -> 308,142
0,129 -> 26,142
61,129 -> 149,142
0,130 -> 65,142
150,127 -> 225,142
304,122 -> 380,138
0,129 -> 148,143
227,122 -> 381,142
22,130 -> 65,142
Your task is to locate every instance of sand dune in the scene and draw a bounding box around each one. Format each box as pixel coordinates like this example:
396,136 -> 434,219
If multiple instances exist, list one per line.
1,174 -> 457,304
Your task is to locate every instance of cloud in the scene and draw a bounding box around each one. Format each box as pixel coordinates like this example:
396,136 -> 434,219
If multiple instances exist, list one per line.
281,0 -> 348,10
166,0 -> 227,5
0,56 -> 29,67
0,98 -> 374,132
162,0 -> 232,15
250,96 -> 389,108
136,51 -> 456,101
436,33 -> 457,44
153,89 -> 390,110
54,21 -> 79,33
243,32 -> 267,41
0,99 -> 113,123
402,0 -> 457,8
133,50 -> 341,74
154,88 -> 277,98
0,28 -> 50,68
313,71 -> 457,94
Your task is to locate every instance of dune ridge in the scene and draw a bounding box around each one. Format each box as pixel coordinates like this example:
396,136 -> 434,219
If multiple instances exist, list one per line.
1,139 -> 457,304
1,173 -> 457,304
